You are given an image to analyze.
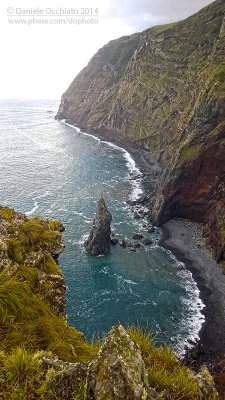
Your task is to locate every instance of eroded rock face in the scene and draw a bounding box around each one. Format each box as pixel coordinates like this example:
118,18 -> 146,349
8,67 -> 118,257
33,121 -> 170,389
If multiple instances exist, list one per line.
84,197 -> 112,256
196,366 -> 219,399
85,325 -> 158,400
43,358 -> 87,400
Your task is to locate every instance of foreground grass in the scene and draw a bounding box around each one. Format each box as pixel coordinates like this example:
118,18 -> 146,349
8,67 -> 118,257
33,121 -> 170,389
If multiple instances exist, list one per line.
0,208 -> 210,399
128,326 -> 200,400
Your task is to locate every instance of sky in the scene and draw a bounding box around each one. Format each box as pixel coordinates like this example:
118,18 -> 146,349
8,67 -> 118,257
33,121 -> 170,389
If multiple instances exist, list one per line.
0,0 -> 214,100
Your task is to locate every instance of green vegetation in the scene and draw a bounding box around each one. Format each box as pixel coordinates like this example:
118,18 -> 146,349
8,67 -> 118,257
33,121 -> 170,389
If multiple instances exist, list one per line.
128,326 -> 200,399
48,219 -> 64,231
0,207 -> 14,221
18,217 -> 56,249
178,143 -> 202,164
0,269 -> 99,363
153,22 -> 178,34
0,207 -> 218,399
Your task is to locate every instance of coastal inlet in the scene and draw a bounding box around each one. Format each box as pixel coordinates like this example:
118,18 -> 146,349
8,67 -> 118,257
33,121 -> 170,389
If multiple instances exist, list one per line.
0,99 -> 205,355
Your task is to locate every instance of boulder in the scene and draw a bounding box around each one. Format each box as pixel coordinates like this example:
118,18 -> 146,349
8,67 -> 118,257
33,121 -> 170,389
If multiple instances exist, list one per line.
132,234 -> 144,240
43,358 -> 87,400
111,238 -> 119,245
134,211 -> 142,220
148,226 -> 155,233
119,239 -> 127,248
85,325 -> 159,400
142,238 -> 153,246
84,197 -> 112,256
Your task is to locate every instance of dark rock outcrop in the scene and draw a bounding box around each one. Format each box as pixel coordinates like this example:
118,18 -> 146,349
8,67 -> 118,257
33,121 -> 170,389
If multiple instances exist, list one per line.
85,325 -> 159,400
84,197 -> 112,256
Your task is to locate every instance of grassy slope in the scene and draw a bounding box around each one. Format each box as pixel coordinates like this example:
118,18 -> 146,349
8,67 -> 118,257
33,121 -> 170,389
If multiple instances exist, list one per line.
0,207 -> 207,399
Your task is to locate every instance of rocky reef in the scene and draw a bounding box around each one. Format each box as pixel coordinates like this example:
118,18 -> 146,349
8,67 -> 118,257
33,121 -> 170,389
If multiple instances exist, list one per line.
56,0 -> 225,263
84,197 -> 112,256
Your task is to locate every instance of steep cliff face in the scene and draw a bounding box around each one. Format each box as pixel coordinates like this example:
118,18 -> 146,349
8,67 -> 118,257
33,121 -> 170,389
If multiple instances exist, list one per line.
56,0 -> 225,261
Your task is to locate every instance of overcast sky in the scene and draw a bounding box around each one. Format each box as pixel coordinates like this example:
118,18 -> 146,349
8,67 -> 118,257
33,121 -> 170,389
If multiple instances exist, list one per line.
0,0 -> 214,100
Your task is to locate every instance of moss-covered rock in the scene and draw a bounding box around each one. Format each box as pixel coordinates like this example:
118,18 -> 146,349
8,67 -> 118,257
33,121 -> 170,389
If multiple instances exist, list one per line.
85,325 -> 159,400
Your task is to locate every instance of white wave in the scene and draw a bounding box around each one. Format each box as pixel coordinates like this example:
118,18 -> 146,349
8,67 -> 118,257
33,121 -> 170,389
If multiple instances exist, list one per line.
124,279 -> 138,285
63,122 -> 100,142
62,121 -> 143,202
76,233 -> 89,245
73,211 -> 85,217
25,201 -> 39,216
174,267 -> 205,357
129,180 -> 144,201
32,191 -> 51,201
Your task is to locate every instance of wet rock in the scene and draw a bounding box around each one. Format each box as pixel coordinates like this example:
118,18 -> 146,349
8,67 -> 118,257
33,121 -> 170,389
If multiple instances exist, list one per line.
119,239 -> 127,248
134,211 -> 142,220
84,197 -> 112,256
134,243 -> 141,249
126,199 -> 138,206
85,325 -> 159,400
148,225 -> 155,233
142,238 -> 153,246
132,234 -> 144,240
111,238 -> 119,245
129,247 -> 137,252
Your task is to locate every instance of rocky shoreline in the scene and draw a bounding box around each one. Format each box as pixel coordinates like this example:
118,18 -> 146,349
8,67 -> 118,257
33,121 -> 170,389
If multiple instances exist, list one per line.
160,220 -> 225,386
61,121 -> 225,380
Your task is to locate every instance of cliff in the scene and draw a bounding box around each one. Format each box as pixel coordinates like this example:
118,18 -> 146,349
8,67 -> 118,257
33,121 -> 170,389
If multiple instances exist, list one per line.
0,206 -> 220,399
56,0 -> 225,263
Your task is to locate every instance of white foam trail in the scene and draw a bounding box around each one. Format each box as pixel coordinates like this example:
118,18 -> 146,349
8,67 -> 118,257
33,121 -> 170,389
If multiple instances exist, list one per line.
32,191 -> 51,201
63,122 -> 100,142
25,201 -> 39,216
124,279 -> 138,285
157,246 -> 206,357
61,121 -> 143,201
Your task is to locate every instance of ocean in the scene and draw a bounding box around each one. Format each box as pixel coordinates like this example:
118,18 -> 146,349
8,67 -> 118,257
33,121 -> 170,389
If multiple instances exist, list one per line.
0,99 -> 205,355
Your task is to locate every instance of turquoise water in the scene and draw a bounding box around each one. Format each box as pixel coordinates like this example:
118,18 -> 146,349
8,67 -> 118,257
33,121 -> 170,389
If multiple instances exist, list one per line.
0,99 -> 204,355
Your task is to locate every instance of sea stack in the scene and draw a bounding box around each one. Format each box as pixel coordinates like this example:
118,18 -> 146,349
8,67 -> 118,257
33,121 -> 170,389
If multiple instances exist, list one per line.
84,197 -> 112,256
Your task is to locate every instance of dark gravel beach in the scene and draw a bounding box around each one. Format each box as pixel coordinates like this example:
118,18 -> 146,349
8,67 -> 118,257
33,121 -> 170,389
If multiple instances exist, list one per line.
161,219 -> 225,362
72,125 -> 225,365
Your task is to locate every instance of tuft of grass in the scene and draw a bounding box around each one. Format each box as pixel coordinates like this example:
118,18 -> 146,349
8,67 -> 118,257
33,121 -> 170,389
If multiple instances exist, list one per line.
127,325 -> 199,399
4,347 -> 43,384
0,347 -> 62,400
127,325 -> 155,359
147,346 -> 199,398
0,269 -> 99,364
48,219 -> 64,231
37,254 -> 60,275
18,217 -> 56,249
7,238 -> 24,264
0,207 -> 14,221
